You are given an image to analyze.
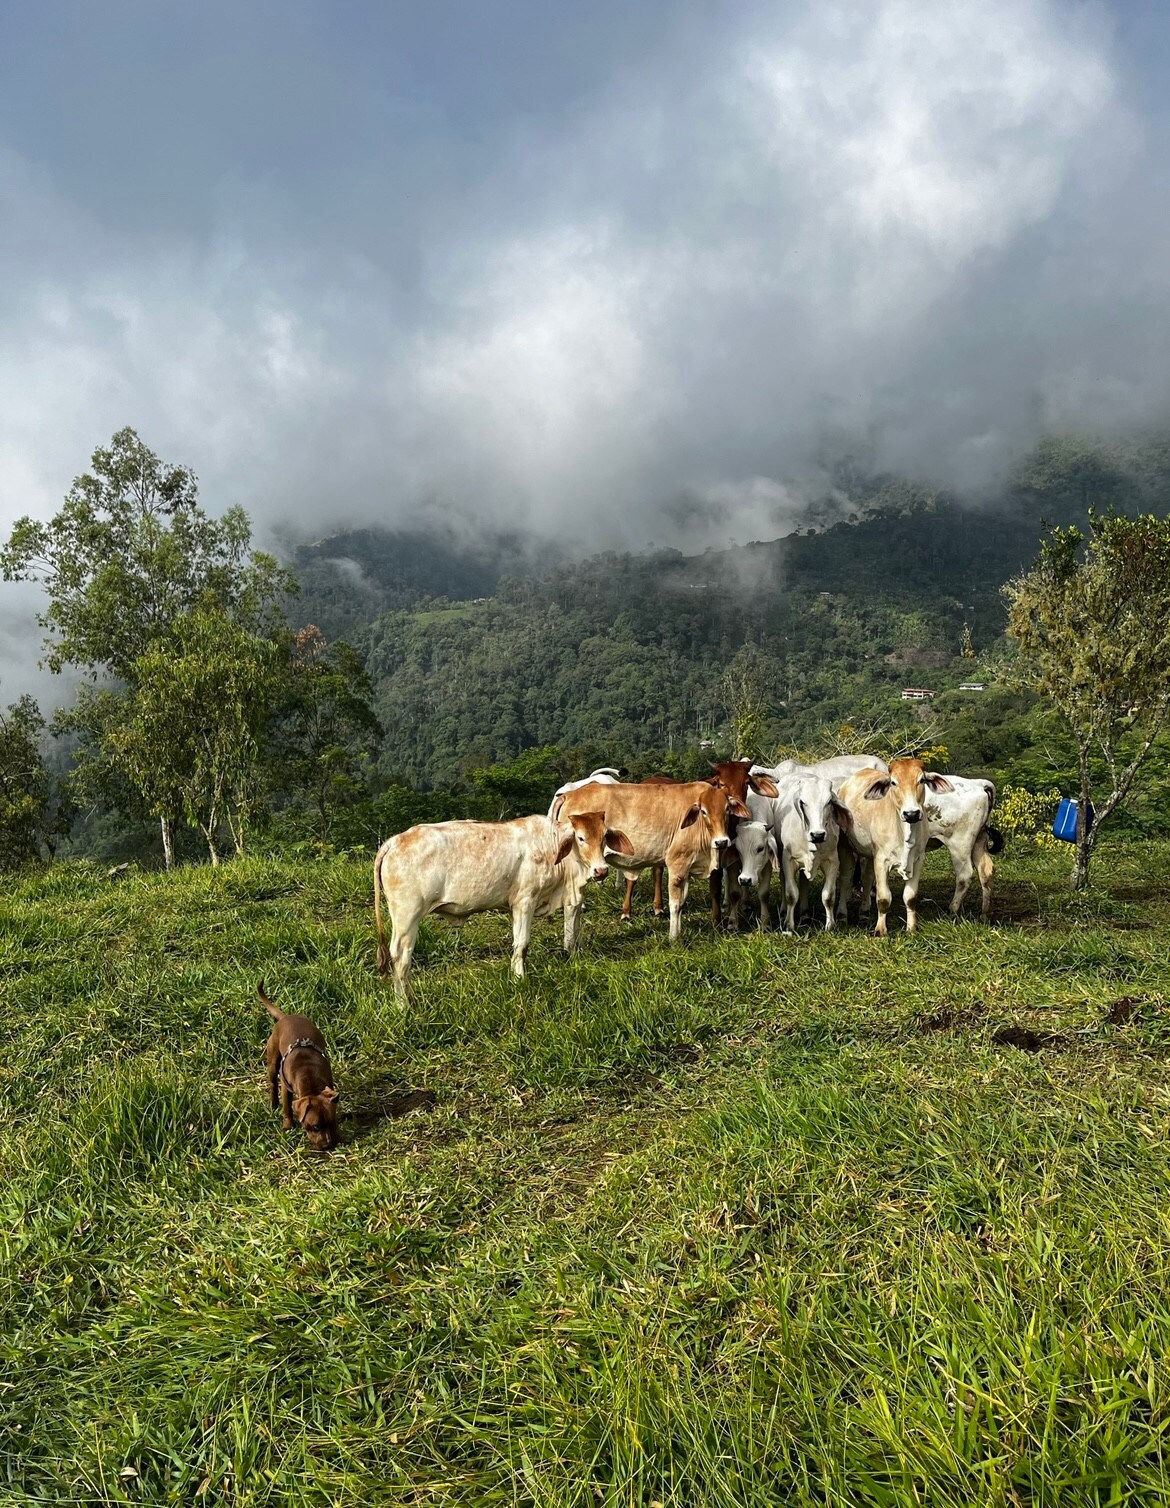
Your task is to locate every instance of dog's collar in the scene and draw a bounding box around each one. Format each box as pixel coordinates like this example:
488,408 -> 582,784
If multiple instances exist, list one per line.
280,1038 -> 329,1094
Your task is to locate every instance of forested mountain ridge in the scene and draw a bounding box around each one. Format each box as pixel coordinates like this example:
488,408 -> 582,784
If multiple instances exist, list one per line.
283,433 -> 1170,795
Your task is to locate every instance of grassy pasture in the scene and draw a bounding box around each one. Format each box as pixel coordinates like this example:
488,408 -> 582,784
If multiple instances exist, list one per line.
3,843 -> 1170,1506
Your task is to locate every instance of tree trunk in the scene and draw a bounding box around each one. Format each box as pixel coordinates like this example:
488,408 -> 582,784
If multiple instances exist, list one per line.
1071,751 -> 1095,891
160,816 -> 176,871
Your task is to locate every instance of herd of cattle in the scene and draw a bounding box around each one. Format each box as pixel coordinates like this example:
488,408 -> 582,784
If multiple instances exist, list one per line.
372,756 -> 1003,998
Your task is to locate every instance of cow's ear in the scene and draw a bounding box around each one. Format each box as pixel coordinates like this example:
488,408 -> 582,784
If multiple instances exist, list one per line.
864,778 -> 890,800
729,798 -> 751,819
924,772 -> 953,793
555,835 -> 574,864
832,799 -> 852,833
749,773 -> 779,798
766,834 -> 780,865
680,803 -> 702,828
604,827 -> 635,856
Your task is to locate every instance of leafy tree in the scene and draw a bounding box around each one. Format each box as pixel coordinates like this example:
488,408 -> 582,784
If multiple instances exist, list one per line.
0,695 -> 72,867
1,428 -> 294,865
270,626 -> 382,839
102,607 -> 281,864
1003,513 -> 1170,888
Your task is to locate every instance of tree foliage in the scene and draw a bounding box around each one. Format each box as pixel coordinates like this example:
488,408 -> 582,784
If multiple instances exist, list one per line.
102,608 -> 282,863
269,626 -> 382,838
1003,512 -> 1170,887
0,696 -> 72,868
1,427 -> 293,678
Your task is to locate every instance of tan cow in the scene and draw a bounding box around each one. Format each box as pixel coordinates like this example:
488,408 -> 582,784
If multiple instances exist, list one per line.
555,779 -> 747,941
834,758 -> 953,935
592,762 -> 779,926
373,811 -> 630,998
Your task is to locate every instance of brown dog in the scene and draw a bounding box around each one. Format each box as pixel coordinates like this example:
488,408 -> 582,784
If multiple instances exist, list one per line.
259,981 -> 340,1150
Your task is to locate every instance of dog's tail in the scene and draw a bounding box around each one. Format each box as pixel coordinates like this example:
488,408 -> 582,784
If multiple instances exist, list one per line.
373,839 -> 393,977
257,979 -> 284,1019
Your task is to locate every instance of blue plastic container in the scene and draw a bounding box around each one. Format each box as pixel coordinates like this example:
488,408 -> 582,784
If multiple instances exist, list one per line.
1053,797 -> 1093,842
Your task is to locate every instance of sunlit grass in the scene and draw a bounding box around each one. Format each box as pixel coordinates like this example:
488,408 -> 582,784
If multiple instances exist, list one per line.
3,841 -> 1170,1504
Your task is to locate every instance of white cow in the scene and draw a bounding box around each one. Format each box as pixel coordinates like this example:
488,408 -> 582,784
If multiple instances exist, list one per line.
752,755 -> 889,789
774,771 -> 850,931
373,811 -> 631,998
722,819 -> 779,931
925,775 -> 1001,920
547,767 -> 627,818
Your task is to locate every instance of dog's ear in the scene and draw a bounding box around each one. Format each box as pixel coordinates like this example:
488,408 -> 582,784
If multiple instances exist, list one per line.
321,1086 -> 339,1103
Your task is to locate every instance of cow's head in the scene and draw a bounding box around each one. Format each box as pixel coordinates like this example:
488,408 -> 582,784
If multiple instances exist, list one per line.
680,783 -> 747,859
556,811 -> 634,881
786,774 -> 848,849
731,819 -> 778,888
863,758 -> 952,825
709,759 -> 780,802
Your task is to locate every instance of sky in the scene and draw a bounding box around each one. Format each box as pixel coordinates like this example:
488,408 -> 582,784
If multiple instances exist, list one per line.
2,0 -> 1170,694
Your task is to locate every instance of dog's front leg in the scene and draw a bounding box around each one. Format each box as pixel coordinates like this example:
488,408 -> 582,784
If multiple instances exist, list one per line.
280,1075 -> 295,1130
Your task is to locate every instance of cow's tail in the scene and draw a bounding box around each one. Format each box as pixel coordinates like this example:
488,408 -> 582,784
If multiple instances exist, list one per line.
257,980 -> 283,1019
373,839 -> 393,976
979,781 -> 1004,854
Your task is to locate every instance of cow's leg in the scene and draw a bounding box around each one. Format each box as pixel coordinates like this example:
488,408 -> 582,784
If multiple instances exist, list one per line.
975,834 -> 995,921
821,860 -> 838,931
563,896 -> 584,955
510,899 -> 537,978
725,869 -> 742,932
653,865 -> 666,918
873,859 -> 892,937
858,857 -> 874,919
904,861 -> 923,934
389,919 -> 421,1002
667,868 -> 690,942
620,872 -> 637,923
758,865 -> 771,932
782,852 -> 799,933
835,842 -> 853,923
948,840 -> 973,919
709,869 -> 724,928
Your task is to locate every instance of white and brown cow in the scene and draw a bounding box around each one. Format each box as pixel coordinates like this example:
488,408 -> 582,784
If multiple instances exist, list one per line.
835,758 -> 953,935
925,774 -> 1002,920
555,778 -> 747,941
373,810 -> 630,998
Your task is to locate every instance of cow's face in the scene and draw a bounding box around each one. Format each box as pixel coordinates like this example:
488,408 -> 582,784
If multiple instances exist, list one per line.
679,784 -> 748,856
560,810 -> 635,879
710,760 -> 780,802
789,775 -> 839,848
733,820 -> 777,888
863,759 -> 952,824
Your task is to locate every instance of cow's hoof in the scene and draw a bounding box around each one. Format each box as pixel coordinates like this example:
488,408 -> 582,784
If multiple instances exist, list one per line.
620,915 -> 632,925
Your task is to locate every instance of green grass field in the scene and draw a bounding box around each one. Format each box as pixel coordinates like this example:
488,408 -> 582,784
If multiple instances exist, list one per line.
4,842 -> 1170,1506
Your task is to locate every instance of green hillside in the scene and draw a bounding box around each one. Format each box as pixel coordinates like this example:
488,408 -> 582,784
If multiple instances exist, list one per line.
7,844 -> 1170,1505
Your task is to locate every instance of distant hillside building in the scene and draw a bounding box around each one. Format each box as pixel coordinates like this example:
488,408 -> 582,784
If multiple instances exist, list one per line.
900,688 -> 936,701
959,681 -> 985,692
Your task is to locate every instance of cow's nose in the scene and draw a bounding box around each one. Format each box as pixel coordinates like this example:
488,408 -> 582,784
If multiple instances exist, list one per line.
593,865 -> 609,880
903,809 -> 921,824
714,837 -> 729,850
739,873 -> 754,887
809,830 -> 826,844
